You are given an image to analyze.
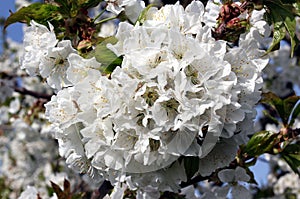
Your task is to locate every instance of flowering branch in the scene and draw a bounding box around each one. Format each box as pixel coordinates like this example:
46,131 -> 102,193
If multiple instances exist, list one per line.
1,0 -> 300,198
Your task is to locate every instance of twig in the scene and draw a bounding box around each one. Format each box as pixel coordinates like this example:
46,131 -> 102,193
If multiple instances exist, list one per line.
12,86 -> 52,101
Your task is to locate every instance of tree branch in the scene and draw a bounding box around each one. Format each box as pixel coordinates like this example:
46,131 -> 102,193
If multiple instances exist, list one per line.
12,86 -> 52,101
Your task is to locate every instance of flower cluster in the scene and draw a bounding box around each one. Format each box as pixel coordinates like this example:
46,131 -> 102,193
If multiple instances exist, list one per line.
17,0 -> 270,197
20,21 -> 76,90
262,42 -> 300,98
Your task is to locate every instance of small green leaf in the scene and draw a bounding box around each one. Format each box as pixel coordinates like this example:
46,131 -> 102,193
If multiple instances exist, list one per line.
87,37 -> 123,74
283,96 -> 300,126
244,131 -> 278,157
284,19 -> 297,57
53,0 -> 100,16
265,20 -> 286,54
262,109 -> 280,125
53,0 -> 70,15
137,4 -> 153,24
70,1 -> 79,17
260,93 -> 300,126
80,0 -> 101,9
4,3 -> 60,29
293,3 -> 300,16
281,95 -> 300,125
289,101 -> 300,126
54,0 -> 68,7
183,157 -> 199,179
260,92 -> 282,109
264,0 -> 299,56
281,0 -> 298,5
280,143 -> 300,175
261,92 -> 284,121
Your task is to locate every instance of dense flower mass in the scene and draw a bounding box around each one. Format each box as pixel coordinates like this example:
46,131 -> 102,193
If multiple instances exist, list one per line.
15,1 -> 268,196
3,0 -> 300,198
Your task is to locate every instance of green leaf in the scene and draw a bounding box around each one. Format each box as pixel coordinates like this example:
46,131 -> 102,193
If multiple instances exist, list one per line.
289,101 -> 300,126
281,9 -> 298,56
137,4 -> 153,24
264,16 -> 286,54
282,0 -> 298,4
261,92 -> 285,122
69,1 -> 80,17
244,130 -> 278,157
260,93 -> 300,126
54,0 -> 68,7
284,96 -> 300,126
87,37 -> 123,74
4,3 -> 60,29
293,2 -> 300,14
80,0 -> 101,9
54,0 -> 101,16
183,157 -> 199,179
280,143 -> 300,175
262,109 -> 280,125
282,96 -> 300,125
264,0 -> 299,56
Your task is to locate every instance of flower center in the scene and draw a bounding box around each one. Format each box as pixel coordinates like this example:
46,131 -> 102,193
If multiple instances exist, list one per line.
142,86 -> 159,106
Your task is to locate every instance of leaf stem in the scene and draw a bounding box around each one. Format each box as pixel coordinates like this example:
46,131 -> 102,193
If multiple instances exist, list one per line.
92,9 -> 107,23
95,16 -> 117,25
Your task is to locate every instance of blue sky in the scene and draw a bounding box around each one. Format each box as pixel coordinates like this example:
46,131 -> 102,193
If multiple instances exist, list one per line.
1,0 -> 24,42
0,0 -> 25,54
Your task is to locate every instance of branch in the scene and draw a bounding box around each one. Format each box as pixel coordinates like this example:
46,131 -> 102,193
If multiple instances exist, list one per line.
12,86 -> 52,101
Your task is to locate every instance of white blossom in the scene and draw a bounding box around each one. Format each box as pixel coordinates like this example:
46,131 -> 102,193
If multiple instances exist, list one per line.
0,80 -> 13,103
45,88 -> 80,129
15,0 -> 31,9
98,22 -> 117,38
20,20 -> 57,76
273,173 -> 300,198
66,53 -> 101,85
20,21 -> 78,90
39,40 -> 76,90
18,186 -> 40,199
105,0 -> 145,22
